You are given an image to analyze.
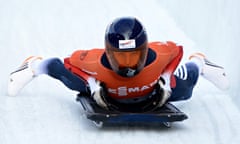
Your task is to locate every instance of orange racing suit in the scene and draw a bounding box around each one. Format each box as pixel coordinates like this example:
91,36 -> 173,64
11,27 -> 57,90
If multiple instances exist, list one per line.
64,41 -> 183,100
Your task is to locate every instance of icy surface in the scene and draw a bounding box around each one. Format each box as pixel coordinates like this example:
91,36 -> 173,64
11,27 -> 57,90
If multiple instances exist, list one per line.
0,0 -> 240,144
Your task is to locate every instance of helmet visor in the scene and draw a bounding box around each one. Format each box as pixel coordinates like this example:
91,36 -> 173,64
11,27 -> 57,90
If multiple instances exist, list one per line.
106,42 -> 148,77
112,50 -> 141,69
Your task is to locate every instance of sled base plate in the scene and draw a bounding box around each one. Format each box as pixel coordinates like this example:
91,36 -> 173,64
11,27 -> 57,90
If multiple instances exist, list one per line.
78,96 -> 188,127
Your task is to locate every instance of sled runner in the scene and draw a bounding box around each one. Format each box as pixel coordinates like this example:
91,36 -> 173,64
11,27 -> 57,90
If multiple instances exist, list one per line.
77,95 -> 188,128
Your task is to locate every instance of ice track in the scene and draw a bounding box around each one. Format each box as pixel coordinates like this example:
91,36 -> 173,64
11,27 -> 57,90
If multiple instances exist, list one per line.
0,0 -> 240,144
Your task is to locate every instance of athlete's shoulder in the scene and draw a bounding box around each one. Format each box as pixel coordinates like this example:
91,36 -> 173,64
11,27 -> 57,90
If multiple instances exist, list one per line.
148,41 -> 182,55
149,41 -> 181,49
70,48 -> 104,62
65,48 -> 106,78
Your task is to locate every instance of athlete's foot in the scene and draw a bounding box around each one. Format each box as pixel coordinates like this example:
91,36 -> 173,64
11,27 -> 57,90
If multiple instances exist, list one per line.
8,56 -> 42,96
189,53 -> 229,90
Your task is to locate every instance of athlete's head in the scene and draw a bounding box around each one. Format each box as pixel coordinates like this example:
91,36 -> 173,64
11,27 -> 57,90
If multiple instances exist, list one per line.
105,17 -> 148,77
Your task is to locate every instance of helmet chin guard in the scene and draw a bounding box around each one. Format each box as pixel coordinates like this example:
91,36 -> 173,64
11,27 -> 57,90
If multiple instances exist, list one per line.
117,68 -> 138,77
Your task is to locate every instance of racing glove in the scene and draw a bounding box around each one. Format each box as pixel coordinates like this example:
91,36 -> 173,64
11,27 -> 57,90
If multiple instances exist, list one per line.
87,77 -> 108,109
157,72 -> 172,107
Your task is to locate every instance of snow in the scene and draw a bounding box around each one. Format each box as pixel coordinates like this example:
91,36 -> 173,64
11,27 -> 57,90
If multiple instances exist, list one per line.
0,0 -> 240,144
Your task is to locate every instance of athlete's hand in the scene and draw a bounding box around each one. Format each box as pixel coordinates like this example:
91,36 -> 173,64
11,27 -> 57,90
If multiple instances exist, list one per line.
158,73 -> 172,107
88,77 -> 108,109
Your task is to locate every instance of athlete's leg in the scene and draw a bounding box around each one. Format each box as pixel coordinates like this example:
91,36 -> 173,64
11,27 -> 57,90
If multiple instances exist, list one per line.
8,56 -> 89,96
45,58 -> 88,92
168,52 -> 229,102
168,62 -> 199,101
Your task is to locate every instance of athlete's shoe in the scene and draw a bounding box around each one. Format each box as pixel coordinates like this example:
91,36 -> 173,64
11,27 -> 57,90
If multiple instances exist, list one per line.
189,53 -> 230,90
8,56 -> 42,96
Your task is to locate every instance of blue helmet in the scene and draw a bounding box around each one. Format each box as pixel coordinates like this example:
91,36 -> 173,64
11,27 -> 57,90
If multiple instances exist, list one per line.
105,17 -> 148,77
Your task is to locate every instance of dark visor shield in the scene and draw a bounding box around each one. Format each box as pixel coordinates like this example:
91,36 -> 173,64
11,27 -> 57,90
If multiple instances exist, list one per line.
112,50 -> 141,69
106,41 -> 148,77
